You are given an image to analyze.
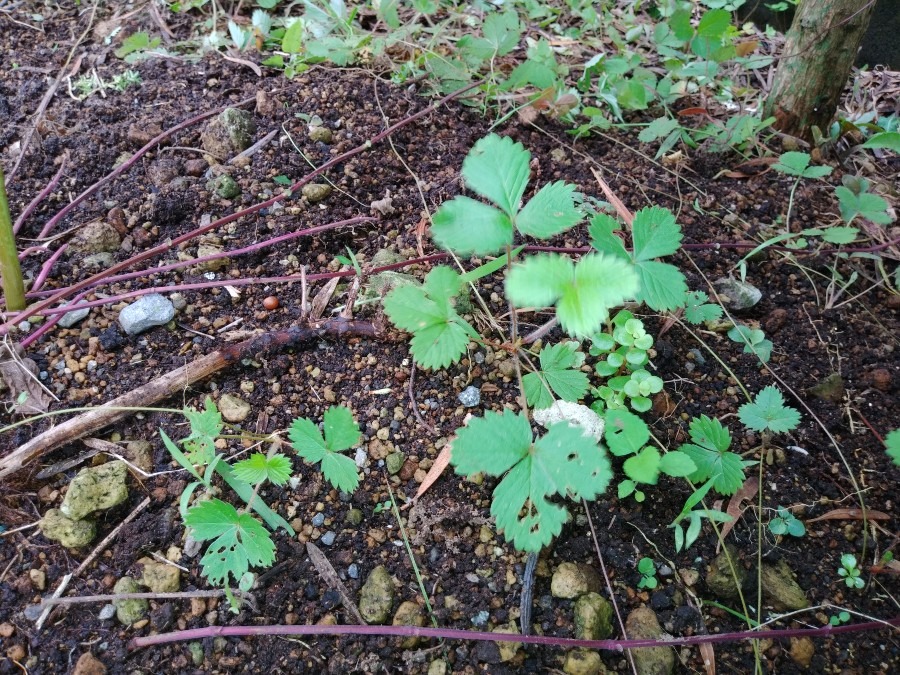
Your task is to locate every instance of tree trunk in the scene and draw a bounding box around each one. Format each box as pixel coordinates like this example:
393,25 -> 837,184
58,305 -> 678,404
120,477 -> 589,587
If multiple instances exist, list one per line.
764,0 -> 876,140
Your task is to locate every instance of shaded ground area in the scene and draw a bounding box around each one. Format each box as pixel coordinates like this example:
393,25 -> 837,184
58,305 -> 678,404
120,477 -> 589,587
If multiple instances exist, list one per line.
0,4 -> 898,674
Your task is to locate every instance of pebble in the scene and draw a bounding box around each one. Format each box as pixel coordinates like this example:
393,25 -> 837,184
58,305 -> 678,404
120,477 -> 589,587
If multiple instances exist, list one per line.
311,513 -> 325,527
354,448 -> 368,468
471,610 -> 489,627
58,303 -> 91,328
98,604 -> 116,620
457,385 -> 481,407
348,564 -> 359,579
320,531 -> 336,546
118,294 -> 175,336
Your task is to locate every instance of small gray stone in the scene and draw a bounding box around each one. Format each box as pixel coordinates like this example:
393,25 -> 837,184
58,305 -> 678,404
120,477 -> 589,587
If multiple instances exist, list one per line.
311,513 -> 325,527
201,108 -> 256,158
60,461 -> 128,521
119,294 -> 175,335
348,563 -> 359,579
320,531 -> 336,546
458,386 -> 481,407
533,401 -> 605,441
99,603 -> 116,620
39,509 -> 96,548
354,448 -> 368,468
58,302 -> 91,328
471,609 -> 489,627
358,565 -> 395,624
113,576 -> 149,625
218,393 -> 250,423
715,277 -> 762,310
302,184 -> 332,203
68,221 -> 121,255
82,252 -> 114,269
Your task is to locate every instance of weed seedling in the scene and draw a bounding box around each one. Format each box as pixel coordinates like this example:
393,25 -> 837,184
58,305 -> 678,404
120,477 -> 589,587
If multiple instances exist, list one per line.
838,553 -> 864,589
768,507 -> 806,538
829,610 -> 851,626
288,405 -> 362,493
637,557 -> 659,590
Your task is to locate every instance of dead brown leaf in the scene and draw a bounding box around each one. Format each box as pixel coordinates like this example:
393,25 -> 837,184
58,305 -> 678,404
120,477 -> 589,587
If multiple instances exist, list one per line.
0,342 -> 54,414
807,508 -> 891,523
717,475 -> 759,548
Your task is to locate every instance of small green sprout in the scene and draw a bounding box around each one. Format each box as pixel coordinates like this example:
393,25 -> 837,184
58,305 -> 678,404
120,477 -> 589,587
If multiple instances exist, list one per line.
829,611 -> 850,626
288,405 -> 362,493
768,507 -> 806,537
837,553 -> 864,589
637,557 -> 658,590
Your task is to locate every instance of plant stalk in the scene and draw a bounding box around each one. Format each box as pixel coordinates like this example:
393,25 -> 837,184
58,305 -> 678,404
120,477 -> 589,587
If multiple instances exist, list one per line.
0,165 -> 26,312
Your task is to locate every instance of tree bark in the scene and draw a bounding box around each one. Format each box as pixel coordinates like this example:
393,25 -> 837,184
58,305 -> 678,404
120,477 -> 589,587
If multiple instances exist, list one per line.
764,0 -> 876,140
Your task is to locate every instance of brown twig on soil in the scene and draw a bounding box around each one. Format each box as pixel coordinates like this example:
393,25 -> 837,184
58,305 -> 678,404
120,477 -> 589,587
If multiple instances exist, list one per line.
0,319 -> 381,480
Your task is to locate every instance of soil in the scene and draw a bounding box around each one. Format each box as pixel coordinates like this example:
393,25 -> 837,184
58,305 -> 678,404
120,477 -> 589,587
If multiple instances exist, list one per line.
1,4 -> 899,675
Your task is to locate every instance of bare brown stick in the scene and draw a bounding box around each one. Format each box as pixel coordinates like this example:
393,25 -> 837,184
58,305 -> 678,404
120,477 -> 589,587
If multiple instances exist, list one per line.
0,319 -> 379,480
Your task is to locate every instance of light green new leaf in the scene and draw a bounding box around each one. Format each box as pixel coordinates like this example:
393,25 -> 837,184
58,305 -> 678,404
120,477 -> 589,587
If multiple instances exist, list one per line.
319,452 -> 360,493
624,446 -> 662,485
861,131 -> 900,152
738,386 -> 801,433
482,10 -> 521,56
232,453 -> 293,486
288,406 -> 361,493
288,417 -> 328,463
632,206 -> 683,261
431,196 -> 513,256
185,499 -> 276,586
688,415 -> 732,453
505,253 -> 573,307
639,117 -> 679,143
182,398 -> 223,462
680,444 -> 747,495
461,134 -> 531,216
820,227 -> 859,244
635,260 -> 688,311
658,451 -> 697,477
516,181 -> 582,239
323,405 -> 361,451
773,151 -> 813,177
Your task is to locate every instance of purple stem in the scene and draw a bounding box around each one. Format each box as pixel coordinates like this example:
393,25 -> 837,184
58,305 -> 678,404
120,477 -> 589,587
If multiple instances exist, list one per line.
19,291 -> 86,350
30,244 -> 68,293
13,154 -> 69,235
129,615 -> 900,651
36,100 -> 255,239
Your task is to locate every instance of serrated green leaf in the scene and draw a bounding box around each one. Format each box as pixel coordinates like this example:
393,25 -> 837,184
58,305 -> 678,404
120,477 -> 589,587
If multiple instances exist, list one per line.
680,443 -> 747,495
887,429 -> 900,467
639,117 -> 679,143
422,265 -> 463,303
232,453 -> 293,486
773,151 -> 812,176
524,342 -> 590,409
282,20 -> 304,53
604,408 -> 650,457
697,9 -> 730,38
182,398 -> 223,462
431,196 -> 513,255
835,187 -> 893,226
658,451 -> 697,477
185,499 -> 276,586
632,206 -> 683,261
624,446 -> 661,484
452,409 -> 533,476
516,181 -> 583,239
409,319 -> 473,370
506,254 -> 639,338
323,405 -> 360,451
820,227 -> 859,244
738,386 -> 801,433
319,451 -> 360,492
482,10 -> 521,56
635,260 -> 688,311
688,415 -> 732,453
288,417 -> 327,463
684,290 -> 723,324
462,134 -> 531,216
588,214 -> 630,261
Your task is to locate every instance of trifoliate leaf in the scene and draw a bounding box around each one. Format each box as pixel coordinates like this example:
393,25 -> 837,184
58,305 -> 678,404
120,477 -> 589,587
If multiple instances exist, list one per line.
482,10 -> 521,56
461,134 -> 530,216
232,453 -> 293,486
684,290 -> 723,324
523,341 -> 589,409
185,499 -> 276,586
886,429 -> 900,467
688,415 -> 732,453
182,398 -> 223,462
632,206 -> 683,261
451,411 -> 612,552
604,408 -> 650,457
383,266 -> 477,369
680,443 -> 747,495
728,324 -> 773,363
638,117 -> 680,143
516,181 -> 583,239
635,260 -> 688,311
288,406 -> 361,493
772,151 -> 813,177
738,386 -> 801,433
834,187 -> 893,226
431,196 -> 513,255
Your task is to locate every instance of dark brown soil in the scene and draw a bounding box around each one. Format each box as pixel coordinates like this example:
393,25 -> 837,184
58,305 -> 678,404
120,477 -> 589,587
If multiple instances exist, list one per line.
1,4 -> 898,675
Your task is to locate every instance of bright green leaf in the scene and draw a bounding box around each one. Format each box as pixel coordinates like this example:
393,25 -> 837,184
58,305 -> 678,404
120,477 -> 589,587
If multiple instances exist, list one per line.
232,453 -> 292,486
604,409 -> 650,457
482,10 -> 521,56
431,196 -> 513,255
524,342 -> 589,409
635,260 -> 688,311
632,206 -> 683,261
862,131 -> 900,152
516,181 -> 583,239
623,446 -> 662,485
323,405 -> 361,451
658,451 -> 697,477
887,429 -> 900,466
461,134 -> 531,217
588,214 -> 630,261
639,117 -> 680,143
738,386 -> 801,433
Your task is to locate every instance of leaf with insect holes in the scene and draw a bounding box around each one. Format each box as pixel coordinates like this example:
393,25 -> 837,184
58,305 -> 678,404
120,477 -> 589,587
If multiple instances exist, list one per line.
182,398 -> 223,463
288,406 -> 361,493
451,409 -> 612,553
523,341 -> 589,409
738,386 -> 801,433
887,429 -> 900,467
679,415 -> 749,495
232,453 -> 293,486
383,266 -> 478,369
506,253 -> 639,338
516,181 -> 583,239
462,134 -> 531,216
683,290 -> 723,324
184,499 -> 276,587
